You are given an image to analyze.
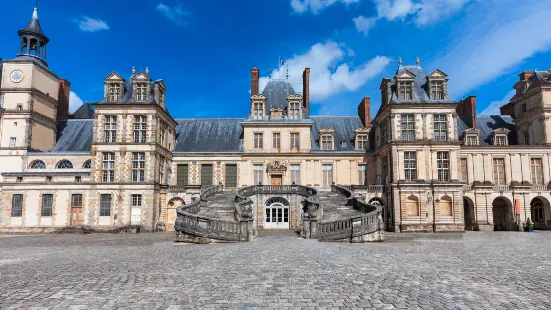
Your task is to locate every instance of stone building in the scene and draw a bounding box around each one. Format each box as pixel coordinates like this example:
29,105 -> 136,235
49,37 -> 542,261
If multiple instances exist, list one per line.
0,8 -> 550,233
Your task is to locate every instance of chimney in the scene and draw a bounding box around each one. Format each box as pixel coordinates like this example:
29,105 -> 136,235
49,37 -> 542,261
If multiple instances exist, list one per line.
302,68 -> 310,116
56,79 -> 71,121
457,96 -> 477,128
251,67 -> 259,96
519,71 -> 533,81
357,96 -> 371,128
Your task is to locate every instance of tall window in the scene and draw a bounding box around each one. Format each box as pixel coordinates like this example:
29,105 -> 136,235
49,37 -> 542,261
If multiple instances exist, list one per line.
531,158 -> 543,185
358,164 -> 367,185
104,115 -> 117,143
433,114 -> 447,141
382,156 -> 389,183
357,135 -> 368,150
100,194 -> 111,216
290,164 -> 300,185
132,194 -> 142,209
492,158 -> 505,185
436,152 -> 450,182
133,116 -> 147,143
253,164 -> 263,185
495,136 -> 506,146
381,121 -> 388,145
322,164 -> 333,187
136,84 -> 147,101
41,194 -> 53,217
401,114 -> 415,141
10,137 -> 16,148
102,153 -> 115,182
460,158 -> 468,182
272,133 -> 281,149
71,194 -> 83,207
398,81 -> 413,100
109,84 -> 122,101
431,81 -> 444,100
158,155 -> 165,184
159,122 -> 167,147
289,102 -> 300,119
253,102 -> 263,119
11,194 -> 23,217
132,153 -> 145,182
321,135 -> 333,150
254,133 -> 263,149
290,133 -> 300,149
523,131 -> 530,145
404,151 -> 417,182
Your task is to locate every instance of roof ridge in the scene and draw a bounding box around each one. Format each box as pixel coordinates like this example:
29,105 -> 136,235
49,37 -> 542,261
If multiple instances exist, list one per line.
176,117 -> 245,120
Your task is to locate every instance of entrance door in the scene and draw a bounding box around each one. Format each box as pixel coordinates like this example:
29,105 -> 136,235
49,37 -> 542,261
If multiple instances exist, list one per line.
264,203 -> 289,229
271,174 -> 282,185
70,207 -> 83,226
131,206 -> 142,225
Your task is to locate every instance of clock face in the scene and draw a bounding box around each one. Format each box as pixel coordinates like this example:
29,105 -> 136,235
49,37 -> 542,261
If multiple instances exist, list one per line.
10,70 -> 24,83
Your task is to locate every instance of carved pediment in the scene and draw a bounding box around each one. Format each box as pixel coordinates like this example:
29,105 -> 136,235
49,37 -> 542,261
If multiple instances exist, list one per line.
355,127 -> 370,134
464,128 -> 480,134
132,72 -> 151,81
319,128 -> 335,135
269,107 -> 284,120
492,128 -> 511,135
287,94 -> 303,100
104,72 -> 125,82
427,69 -> 448,79
266,160 -> 288,174
397,70 -> 416,79
250,94 -> 266,101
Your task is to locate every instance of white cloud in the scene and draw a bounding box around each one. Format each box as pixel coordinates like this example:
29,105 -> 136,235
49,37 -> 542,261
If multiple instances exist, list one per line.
69,91 -> 84,114
353,16 -> 377,36
481,90 -> 515,115
156,3 -> 191,26
414,0 -> 471,26
374,0 -> 419,21
290,0 -> 359,14
259,41 -> 391,102
73,16 -> 109,32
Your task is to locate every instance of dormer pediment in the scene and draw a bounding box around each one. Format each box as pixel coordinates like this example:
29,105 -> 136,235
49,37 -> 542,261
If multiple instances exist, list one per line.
154,79 -> 166,90
319,128 -> 335,135
464,128 -> 480,134
287,94 -> 303,101
427,69 -> 448,79
132,72 -> 151,81
104,72 -> 124,81
492,128 -> 511,134
250,94 -> 266,101
355,127 -> 370,134
396,70 -> 416,79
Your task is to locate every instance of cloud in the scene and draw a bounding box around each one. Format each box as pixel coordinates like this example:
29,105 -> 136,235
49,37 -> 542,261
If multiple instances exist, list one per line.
73,16 -> 109,32
353,16 -> 377,36
481,90 -> 515,115
259,41 -> 391,102
290,0 -> 359,14
69,91 -> 84,114
156,3 -> 191,26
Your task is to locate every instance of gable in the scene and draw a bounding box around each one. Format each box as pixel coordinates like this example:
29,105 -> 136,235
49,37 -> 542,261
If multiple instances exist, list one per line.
397,70 -> 416,79
428,69 -> 448,79
132,72 -> 151,81
104,72 -> 124,81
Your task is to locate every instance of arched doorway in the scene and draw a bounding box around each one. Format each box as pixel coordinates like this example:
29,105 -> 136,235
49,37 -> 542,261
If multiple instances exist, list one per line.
492,197 -> 514,231
166,197 -> 185,232
264,197 -> 290,229
463,197 -> 475,231
368,197 -> 387,230
531,197 -> 551,230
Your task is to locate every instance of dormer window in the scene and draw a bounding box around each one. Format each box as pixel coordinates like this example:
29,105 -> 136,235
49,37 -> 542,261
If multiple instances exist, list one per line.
109,84 -> 123,101
495,136 -> 506,146
398,81 -> 413,100
431,80 -> 444,100
158,89 -> 165,106
136,83 -> 148,101
466,135 -> 478,146
254,102 -> 264,119
289,102 -> 300,120
319,128 -> 335,150
491,128 -> 510,146
463,128 -> 480,146
355,128 -> 370,150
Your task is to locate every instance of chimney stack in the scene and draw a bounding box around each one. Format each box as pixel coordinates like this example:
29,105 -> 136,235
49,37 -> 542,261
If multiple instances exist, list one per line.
251,67 -> 259,96
457,96 -> 477,128
357,96 -> 371,128
56,79 -> 71,121
519,71 -> 533,81
303,68 -> 310,115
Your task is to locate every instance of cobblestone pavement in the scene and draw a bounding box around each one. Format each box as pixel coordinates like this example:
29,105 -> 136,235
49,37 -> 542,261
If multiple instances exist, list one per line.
1,232 -> 551,310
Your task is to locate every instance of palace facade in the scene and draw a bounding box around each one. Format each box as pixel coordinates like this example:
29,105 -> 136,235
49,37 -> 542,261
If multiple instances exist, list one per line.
1,8 -> 550,233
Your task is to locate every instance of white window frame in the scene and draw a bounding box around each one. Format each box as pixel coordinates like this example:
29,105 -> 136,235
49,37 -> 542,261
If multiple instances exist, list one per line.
436,152 -> 450,182
102,153 -> 115,183
104,115 -> 117,143
133,115 -> 147,143
132,152 -> 146,182
401,114 -> 415,141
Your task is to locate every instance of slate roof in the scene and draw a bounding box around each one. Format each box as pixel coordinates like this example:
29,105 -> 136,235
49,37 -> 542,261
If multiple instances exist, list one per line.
18,8 -> 47,39
512,70 -> 551,100
174,118 -> 244,153
310,116 -> 364,152
391,65 -> 455,104
457,115 -> 517,145
71,102 -> 95,119
51,120 -> 94,152
256,80 -> 305,118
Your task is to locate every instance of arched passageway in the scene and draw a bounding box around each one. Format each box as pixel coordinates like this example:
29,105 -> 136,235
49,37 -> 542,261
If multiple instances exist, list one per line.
166,197 -> 185,232
492,197 -> 514,231
531,197 -> 551,230
463,197 -> 475,231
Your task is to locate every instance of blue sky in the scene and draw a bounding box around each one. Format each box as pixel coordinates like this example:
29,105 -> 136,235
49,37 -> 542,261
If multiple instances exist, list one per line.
2,0 -> 551,118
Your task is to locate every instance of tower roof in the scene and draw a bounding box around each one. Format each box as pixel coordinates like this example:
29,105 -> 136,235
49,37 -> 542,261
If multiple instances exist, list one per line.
261,80 -> 297,111
18,7 -> 49,42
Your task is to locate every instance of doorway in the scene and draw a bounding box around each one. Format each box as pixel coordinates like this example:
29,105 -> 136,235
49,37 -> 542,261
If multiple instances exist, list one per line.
264,197 -> 290,229
271,174 -> 282,186
70,207 -> 83,226
492,197 -> 513,231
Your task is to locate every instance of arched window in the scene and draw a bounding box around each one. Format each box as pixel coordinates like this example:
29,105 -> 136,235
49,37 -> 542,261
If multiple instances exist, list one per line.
56,160 -> 73,169
440,195 -> 453,216
82,160 -> 92,169
30,160 -> 46,169
406,195 -> 419,217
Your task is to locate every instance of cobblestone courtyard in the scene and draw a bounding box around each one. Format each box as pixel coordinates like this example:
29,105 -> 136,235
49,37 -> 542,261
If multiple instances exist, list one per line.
1,231 -> 550,310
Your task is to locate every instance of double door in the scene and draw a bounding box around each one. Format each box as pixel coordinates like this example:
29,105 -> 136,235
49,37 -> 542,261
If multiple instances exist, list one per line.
264,203 -> 289,229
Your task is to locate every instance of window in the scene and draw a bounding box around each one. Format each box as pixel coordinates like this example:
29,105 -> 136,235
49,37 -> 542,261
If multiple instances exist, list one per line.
17,104 -> 22,111
272,133 -> 280,149
41,194 -> 53,217
158,155 -> 165,184
132,152 -> 146,182
100,194 -> 111,216
431,80 -> 444,100
358,164 -> 367,185
109,84 -> 122,101
16,177 -> 23,183
200,164 -> 213,185
382,156 -> 389,183
46,176 -> 52,183
102,153 -> 115,182
290,164 -> 300,185
357,135 -> 368,150
11,194 -> 23,217
253,102 -> 263,119
132,194 -> 142,208
406,196 -> 419,217
460,158 -> 468,182
341,141 -> 347,148
56,160 -> 73,169
436,152 -> 450,182
521,103 -> 527,113
82,160 -> 91,169
177,164 -> 189,185
254,133 -> 263,149
159,122 -> 167,147
381,121 -> 388,145
104,115 -> 117,143
10,137 -> 16,148
253,164 -> 263,185
495,136 -> 506,146
523,131 -> 530,145
531,158 -> 543,185
225,164 -> 237,187
466,135 -> 477,146
71,194 -> 82,207
433,114 -> 447,141
75,176 -> 82,183
158,89 -> 165,106
401,114 -> 415,141
492,158 -> 505,185
289,102 -> 300,120
321,135 -> 333,150
532,199 -> 544,222
30,160 -> 46,169
398,81 -> 413,100
133,115 -> 147,143
322,164 -> 333,187
290,133 -> 300,149
404,152 -> 417,182
136,84 -> 148,101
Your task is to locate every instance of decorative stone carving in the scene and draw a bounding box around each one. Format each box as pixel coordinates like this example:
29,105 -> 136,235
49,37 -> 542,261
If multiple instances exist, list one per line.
318,128 -> 335,135
266,160 -> 288,174
269,107 -> 283,120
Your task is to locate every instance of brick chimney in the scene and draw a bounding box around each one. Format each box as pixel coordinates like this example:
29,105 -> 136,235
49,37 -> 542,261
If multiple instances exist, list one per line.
519,71 -> 533,81
456,96 -> 477,128
56,79 -> 71,121
302,68 -> 310,116
357,96 -> 371,128
251,67 -> 259,96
